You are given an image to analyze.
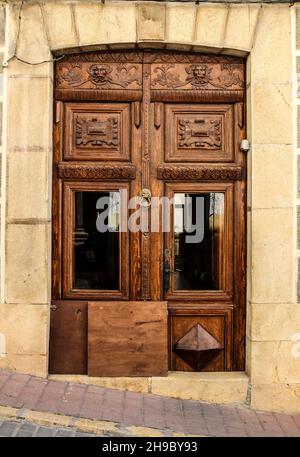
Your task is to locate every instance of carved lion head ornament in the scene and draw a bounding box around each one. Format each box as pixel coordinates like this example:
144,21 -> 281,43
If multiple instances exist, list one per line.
88,64 -> 113,85
185,64 -> 213,86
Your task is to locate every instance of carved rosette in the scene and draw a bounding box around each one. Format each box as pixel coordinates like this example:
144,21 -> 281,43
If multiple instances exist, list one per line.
58,164 -> 136,180
76,116 -> 119,148
157,166 -> 242,181
178,118 -> 222,149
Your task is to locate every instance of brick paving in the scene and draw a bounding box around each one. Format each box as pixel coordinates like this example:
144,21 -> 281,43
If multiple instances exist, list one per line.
0,370 -> 300,437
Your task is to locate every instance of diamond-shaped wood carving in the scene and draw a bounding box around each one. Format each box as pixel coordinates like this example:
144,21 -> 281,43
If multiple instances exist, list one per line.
173,324 -> 223,371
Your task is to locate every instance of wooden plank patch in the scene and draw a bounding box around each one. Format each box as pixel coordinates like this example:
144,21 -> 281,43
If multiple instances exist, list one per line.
88,301 -> 168,377
49,301 -> 87,374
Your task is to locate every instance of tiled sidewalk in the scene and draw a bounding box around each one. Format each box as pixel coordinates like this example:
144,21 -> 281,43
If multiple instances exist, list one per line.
0,370 -> 300,437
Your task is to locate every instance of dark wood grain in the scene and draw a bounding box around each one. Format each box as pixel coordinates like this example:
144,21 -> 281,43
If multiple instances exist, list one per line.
49,301 -> 87,374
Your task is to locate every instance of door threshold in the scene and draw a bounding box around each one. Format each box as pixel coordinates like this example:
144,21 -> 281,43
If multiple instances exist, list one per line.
49,371 -> 249,406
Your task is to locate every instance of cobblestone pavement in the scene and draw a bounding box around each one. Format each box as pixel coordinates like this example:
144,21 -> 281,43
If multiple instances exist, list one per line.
0,370 -> 300,437
0,417 -> 97,437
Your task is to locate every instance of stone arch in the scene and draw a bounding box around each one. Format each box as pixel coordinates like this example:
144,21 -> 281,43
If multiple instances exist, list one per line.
10,2 -> 261,64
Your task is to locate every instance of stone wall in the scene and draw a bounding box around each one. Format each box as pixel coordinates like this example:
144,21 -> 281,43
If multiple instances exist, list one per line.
0,3 -> 5,356
0,1 -> 298,414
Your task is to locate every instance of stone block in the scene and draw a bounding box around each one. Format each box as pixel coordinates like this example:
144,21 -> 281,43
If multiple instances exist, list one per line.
0,304 -> 49,355
7,150 -> 50,221
7,77 -> 52,152
224,5 -> 260,52
49,374 -> 149,394
166,4 -> 196,44
137,3 -> 166,42
195,5 -> 228,49
43,3 -> 77,50
250,208 -> 293,304
251,144 -> 293,209
251,383 -> 300,415
151,372 -> 249,404
17,4 -> 51,64
5,224 -> 50,304
249,304 -> 300,342
74,2 -> 104,47
102,3 -> 136,44
251,5 -> 291,84
251,83 -> 292,145
0,354 -> 48,378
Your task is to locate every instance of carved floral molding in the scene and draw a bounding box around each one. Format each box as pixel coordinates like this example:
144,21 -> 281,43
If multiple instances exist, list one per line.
56,63 -> 142,90
157,165 -> 243,181
58,163 -> 136,180
56,52 -> 244,93
151,63 -> 244,91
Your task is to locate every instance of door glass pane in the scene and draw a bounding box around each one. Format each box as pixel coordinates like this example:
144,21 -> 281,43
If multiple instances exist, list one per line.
74,191 -> 120,290
173,192 -> 224,291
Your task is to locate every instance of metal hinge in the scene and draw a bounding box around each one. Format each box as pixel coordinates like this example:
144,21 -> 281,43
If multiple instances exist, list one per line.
55,101 -> 62,124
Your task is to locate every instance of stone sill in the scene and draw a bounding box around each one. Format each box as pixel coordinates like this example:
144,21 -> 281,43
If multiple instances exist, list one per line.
50,371 -> 249,405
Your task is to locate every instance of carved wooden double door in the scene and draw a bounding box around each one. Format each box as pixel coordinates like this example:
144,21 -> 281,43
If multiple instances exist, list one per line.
50,51 -> 246,376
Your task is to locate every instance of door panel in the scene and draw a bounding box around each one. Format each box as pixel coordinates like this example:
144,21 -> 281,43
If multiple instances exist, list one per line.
169,308 -> 233,372
64,103 -> 130,161
165,104 -> 234,162
88,301 -> 168,376
51,50 -> 246,376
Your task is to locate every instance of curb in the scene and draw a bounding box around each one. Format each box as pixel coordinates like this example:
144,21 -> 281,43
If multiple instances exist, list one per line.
0,405 -> 206,437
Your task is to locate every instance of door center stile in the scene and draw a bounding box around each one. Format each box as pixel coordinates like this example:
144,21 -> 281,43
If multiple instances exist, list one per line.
141,60 -> 152,300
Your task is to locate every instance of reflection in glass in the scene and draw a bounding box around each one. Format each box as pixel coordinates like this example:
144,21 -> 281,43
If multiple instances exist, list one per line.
173,193 -> 224,291
74,191 -> 119,290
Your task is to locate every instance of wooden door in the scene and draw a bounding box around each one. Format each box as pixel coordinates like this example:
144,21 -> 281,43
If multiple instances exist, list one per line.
50,51 -> 246,375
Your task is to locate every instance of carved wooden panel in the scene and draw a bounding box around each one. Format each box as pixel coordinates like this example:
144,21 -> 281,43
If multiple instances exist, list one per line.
157,165 -> 242,181
58,163 -> 136,180
88,301 -> 168,376
169,308 -> 233,372
64,103 -> 130,161
165,104 -> 234,162
56,62 -> 142,91
55,51 -> 244,102
151,62 -> 244,91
